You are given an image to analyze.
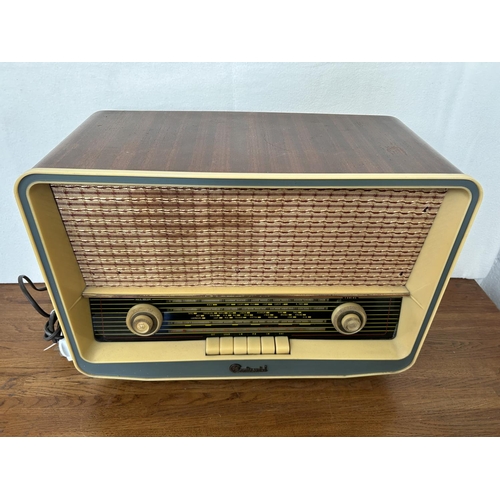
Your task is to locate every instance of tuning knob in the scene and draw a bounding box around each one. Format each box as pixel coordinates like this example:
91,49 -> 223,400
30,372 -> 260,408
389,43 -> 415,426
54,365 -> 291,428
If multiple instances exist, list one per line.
331,302 -> 367,335
126,304 -> 163,336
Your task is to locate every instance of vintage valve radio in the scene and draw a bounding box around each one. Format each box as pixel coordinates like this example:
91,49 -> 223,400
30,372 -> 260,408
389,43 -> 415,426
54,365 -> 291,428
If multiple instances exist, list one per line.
15,111 -> 482,380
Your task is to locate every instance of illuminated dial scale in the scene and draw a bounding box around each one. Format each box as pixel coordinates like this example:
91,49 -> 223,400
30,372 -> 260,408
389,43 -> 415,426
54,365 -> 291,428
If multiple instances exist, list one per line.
92,296 -> 401,342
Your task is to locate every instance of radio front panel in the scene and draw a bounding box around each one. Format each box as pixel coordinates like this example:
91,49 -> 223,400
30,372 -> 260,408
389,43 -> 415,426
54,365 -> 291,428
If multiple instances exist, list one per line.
16,171 -> 481,379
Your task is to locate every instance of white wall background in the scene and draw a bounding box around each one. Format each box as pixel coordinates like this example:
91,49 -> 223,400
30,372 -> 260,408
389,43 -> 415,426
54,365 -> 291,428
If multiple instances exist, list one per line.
1,63 -> 499,303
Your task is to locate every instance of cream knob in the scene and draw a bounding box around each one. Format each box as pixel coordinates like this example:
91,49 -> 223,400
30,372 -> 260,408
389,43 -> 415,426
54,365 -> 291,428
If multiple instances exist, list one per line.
342,313 -> 362,333
126,304 -> 163,336
132,315 -> 154,335
331,302 -> 367,335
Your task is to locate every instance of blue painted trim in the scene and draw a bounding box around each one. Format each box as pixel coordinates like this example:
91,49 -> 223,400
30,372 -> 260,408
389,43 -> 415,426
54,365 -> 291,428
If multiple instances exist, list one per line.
17,173 -> 480,379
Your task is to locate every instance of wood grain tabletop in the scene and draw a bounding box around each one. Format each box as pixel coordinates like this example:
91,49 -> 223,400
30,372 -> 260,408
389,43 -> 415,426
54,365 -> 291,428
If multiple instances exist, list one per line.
1,278 -> 499,437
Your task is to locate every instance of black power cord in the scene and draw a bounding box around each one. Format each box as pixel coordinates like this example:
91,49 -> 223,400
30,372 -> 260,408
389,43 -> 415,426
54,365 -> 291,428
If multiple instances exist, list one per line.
18,275 -> 63,343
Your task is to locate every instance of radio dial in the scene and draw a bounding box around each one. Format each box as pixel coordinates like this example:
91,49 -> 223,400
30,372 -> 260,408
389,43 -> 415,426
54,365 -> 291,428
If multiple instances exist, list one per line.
126,304 -> 163,336
331,303 -> 367,335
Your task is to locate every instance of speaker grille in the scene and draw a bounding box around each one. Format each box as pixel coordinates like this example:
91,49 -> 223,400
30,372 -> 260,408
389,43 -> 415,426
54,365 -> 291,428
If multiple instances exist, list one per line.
51,185 -> 446,287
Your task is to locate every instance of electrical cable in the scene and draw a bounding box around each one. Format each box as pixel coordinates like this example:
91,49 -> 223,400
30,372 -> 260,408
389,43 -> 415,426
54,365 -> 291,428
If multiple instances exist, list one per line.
18,275 -> 63,343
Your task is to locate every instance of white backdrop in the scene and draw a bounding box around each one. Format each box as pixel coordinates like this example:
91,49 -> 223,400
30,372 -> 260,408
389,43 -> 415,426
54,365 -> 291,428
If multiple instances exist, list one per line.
2,63 -> 499,295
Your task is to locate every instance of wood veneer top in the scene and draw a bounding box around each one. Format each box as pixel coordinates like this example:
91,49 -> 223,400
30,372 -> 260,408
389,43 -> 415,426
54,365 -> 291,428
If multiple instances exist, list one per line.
33,111 -> 461,175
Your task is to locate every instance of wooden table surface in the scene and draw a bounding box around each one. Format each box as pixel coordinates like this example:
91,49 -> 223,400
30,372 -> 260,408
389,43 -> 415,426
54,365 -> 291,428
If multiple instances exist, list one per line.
1,279 -> 499,436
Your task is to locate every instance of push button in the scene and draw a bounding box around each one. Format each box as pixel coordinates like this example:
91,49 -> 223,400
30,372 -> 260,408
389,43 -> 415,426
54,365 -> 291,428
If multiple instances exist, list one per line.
275,336 -> 290,354
205,337 -> 220,355
205,336 -> 290,355
261,336 -> 276,354
233,337 -> 247,355
220,337 -> 234,355
247,336 -> 261,355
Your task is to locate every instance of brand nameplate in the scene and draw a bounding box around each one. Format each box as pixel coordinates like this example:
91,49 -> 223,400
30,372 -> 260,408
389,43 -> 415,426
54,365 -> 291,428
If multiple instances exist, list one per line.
229,363 -> 268,373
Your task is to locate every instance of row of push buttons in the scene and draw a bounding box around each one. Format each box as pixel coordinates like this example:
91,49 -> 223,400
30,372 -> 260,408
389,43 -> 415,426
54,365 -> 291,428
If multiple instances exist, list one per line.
205,336 -> 290,356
